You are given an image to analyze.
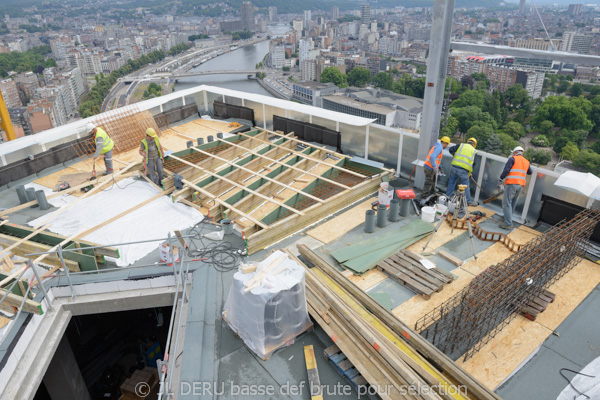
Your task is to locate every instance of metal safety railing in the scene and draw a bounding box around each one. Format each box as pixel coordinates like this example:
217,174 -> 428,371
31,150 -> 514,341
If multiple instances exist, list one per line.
0,232 -> 195,379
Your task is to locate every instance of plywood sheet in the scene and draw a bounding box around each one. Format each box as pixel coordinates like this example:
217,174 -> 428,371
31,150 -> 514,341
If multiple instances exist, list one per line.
535,258 -> 600,331
457,315 -> 552,390
348,269 -> 388,291
392,267 -> 475,327
406,205 -> 495,253
306,197 -> 376,244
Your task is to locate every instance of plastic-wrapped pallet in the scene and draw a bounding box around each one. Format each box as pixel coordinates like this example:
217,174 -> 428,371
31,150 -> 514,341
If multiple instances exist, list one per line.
223,250 -> 313,360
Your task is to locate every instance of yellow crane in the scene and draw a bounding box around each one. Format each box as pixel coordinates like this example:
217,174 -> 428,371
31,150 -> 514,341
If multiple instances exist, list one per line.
0,89 -> 16,141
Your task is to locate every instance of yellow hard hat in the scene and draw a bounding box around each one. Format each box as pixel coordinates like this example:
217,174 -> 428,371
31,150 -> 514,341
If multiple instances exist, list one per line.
467,137 -> 477,148
146,128 -> 157,138
440,136 -> 451,144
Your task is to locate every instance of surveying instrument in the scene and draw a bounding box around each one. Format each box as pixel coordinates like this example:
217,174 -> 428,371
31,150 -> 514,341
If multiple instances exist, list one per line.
422,184 -> 478,260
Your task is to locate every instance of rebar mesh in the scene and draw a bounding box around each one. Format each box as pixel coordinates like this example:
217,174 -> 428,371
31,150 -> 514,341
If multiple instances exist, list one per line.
415,208 -> 600,361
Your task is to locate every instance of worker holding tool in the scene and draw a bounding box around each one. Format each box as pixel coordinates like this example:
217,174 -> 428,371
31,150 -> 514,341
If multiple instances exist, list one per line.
139,128 -> 164,185
87,123 -> 114,175
420,136 -> 450,200
498,146 -> 532,229
446,138 -> 477,206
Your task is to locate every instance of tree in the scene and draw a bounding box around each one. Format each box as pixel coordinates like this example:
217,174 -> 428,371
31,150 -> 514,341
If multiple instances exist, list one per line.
574,150 -> 600,175
466,125 -> 495,149
531,135 -> 550,147
538,120 -> 554,136
570,83 -> 583,97
524,149 -> 552,165
504,121 -> 527,140
485,134 -> 504,155
372,72 -> 393,90
505,84 -> 530,111
449,90 -> 485,109
452,106 -> 497,134
441,116 -> 459,138
561,142 -> 580,161
461,75 -> 475,90
498,132 -> 519,154
320,67 -> 346,87
282,66 -> 290,71
347,67 -> 371,87
532,96 -> 593,133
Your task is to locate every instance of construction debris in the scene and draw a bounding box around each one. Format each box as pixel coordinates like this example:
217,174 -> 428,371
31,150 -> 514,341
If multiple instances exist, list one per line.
519,289 -> 555,321
295,244 -> 501,400
416,208 -> 600,361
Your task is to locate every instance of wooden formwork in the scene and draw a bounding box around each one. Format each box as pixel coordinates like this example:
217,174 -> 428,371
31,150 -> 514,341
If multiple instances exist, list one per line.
163,128 -> 392,254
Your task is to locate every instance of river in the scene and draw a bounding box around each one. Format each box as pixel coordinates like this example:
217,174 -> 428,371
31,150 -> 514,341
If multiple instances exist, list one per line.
173,24 -> 289,97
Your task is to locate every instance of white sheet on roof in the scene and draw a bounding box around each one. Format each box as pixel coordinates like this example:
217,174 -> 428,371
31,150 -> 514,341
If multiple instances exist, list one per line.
28,178 -> 203,266
24,182 -> 77,208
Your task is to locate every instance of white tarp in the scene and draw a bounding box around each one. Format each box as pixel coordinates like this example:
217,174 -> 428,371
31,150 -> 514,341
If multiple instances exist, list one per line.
557,356 -> 600,400
28,178 -> 203,266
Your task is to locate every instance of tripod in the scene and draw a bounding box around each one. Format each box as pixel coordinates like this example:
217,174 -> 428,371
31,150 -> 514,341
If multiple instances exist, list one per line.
422,184 -> 478,260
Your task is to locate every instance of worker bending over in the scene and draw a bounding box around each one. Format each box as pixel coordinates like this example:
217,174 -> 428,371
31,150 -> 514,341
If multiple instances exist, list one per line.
499,146 -> 532,229
446,138 -> 477,205
421,136 -> 450,200
140,128 -> 164,186
87,123 -> 114,175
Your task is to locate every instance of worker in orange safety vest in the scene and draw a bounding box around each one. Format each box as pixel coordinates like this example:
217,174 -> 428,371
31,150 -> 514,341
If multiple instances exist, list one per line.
420,136 -> 450,200
499,146 -> 532,229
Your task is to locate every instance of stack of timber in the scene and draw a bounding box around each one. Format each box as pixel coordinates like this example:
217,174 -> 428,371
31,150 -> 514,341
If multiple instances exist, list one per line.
295,245 -> 501,400
377,249 -> 454,300
330,220 -> 434,275
519,289 -> 555,321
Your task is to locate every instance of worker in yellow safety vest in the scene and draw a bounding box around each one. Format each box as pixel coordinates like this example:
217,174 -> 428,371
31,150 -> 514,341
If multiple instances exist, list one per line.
498,146 -> 532,229
446,138 -> 477,205
139,128 -> 164,185
420,136 -> 450,200
87,123 -> 114,175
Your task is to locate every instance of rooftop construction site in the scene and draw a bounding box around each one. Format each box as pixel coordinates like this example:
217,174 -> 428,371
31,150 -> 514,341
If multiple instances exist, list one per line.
1,1 -> 600,394
0,83 -> 597,400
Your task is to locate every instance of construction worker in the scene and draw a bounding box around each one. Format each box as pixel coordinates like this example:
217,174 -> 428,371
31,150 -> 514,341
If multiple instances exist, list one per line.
87,123 -> 114,175
420,136 -> 451,200
499,146 -> 532,229
139,128 -> 164,185
446,138 -> 477,205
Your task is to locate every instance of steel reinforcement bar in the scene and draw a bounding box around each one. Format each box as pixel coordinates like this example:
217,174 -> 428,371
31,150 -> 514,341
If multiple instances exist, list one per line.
415,208 -> 600,361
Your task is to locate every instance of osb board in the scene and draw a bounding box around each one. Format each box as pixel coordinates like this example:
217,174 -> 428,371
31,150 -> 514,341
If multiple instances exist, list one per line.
391,267 -> 476,327
348,269 -> 388,291
535,258 -> 600,331
406,205 -> 495,253
306,197 -> 377,244
456,315 -> 552,390
0,316 -> 8,329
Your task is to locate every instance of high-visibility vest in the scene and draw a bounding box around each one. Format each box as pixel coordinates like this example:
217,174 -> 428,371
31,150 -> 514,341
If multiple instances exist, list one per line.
424,143 -> 443,170
141,137 -> 163,163
95,127 -> 114,154
505,155 -> 530,186
451,143 -> 476,173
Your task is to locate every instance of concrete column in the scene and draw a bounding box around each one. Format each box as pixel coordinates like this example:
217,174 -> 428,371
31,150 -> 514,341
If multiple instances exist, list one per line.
43,336 -> 91,400
415,0 -> 456,189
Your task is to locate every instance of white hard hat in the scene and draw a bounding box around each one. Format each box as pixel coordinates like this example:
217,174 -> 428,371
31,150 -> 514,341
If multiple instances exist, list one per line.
513,146 -> 524,153
86,122 -> 96,133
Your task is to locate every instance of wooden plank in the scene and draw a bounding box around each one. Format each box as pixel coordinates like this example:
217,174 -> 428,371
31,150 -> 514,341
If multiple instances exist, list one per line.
0,233 -> 80,272
389,254 -> 447,287
379,260 -> 434,298
437,249 -> 463,266
297,245 -> 502,400
304,345 -> 324,400
214,138 -> 351,190
235,131 -> 369,179
169,155 -> 304,217
387,256 -> 443,291
182,179 -> 268,229
189,146 -> 325,204
0,288 -> 42,315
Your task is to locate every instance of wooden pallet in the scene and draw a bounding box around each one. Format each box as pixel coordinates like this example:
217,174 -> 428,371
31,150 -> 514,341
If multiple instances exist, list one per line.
519,289 -> 556,321
376,249 -> 453,300
446,215 -> 523,252
324,344 -> 369,393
